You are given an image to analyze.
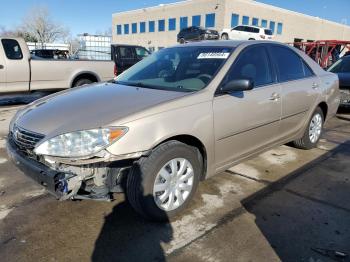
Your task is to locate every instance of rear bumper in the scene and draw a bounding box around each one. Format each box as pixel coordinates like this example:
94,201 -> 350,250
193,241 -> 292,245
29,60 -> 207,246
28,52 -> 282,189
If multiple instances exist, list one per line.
6,138 -> 62,198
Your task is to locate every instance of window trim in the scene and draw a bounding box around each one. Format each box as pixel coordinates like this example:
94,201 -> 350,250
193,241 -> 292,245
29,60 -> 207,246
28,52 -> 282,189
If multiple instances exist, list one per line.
216,44 -> 277,96
131,23 -> 137,34
192,15 -> 201,27
205,13 -> 216,28
231,13 -> 239,28
168,18 -> 176,31
158,19 -> 165,32
1,39 -> 23,60
266,44 -> 316,84
149,21 -> 155,32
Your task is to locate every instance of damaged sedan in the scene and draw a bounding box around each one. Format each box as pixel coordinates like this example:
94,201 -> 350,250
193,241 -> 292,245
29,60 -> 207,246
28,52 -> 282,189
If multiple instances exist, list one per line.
7,41 -> 339,221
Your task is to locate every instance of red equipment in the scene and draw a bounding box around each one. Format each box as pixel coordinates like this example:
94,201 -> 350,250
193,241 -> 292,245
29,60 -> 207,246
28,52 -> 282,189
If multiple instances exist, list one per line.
289,40 -> 350,68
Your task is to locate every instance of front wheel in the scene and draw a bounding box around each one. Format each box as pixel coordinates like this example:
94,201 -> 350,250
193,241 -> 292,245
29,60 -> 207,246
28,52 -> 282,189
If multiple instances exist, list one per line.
292,107 -> 324,149
126,141 -> 202,221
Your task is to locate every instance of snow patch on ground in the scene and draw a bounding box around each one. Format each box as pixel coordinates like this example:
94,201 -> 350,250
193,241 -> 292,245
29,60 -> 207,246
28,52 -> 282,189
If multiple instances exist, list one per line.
23,189 -> 46,198
260,147 -> 297,165
166,193 -> 224,254
229,163 -> 261,180
0,157 -> 8,164
0,205 -> 14,220
0,138 -> 5,148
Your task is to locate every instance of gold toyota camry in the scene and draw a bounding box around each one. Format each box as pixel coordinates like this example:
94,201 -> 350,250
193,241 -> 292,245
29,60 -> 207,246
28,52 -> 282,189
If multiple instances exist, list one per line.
7,41 -> 340,221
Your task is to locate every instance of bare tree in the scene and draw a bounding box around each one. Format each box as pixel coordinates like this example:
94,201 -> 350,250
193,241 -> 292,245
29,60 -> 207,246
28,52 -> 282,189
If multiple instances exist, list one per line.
21,6 -> 69,46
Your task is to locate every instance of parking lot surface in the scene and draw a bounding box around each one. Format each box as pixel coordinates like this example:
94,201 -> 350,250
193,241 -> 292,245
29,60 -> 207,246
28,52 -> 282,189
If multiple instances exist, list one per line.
0,102 -> 349,262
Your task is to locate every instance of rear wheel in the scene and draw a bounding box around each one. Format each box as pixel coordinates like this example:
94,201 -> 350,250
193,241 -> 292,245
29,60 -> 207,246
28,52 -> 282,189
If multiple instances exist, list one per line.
73,78 -> 93,87
179,38 -> 185,44
126,140 -> 202,221
248,38 -> 255,40
292,107 -> 324,149
221,33 -> 228,40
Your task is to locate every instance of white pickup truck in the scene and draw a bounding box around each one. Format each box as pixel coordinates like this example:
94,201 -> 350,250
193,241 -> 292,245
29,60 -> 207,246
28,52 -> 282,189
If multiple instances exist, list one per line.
0,37 -> 114,93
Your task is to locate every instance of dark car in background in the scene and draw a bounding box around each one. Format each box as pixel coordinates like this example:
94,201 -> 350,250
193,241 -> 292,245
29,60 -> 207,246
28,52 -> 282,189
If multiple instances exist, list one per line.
177,26 -> 219,44
328,55 -> 350,107
111,44 -> 151,76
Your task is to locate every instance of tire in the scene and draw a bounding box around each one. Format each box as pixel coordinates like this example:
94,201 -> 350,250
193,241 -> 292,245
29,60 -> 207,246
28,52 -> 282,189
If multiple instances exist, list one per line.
179,38 -> 185,44
221,33 -> 228,40
126,140 -> 203,221
292,107 -> 324,150
73,78 -> 93,87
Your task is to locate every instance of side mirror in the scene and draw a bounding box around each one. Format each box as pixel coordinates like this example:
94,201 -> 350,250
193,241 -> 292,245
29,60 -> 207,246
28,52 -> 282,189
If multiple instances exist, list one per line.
220,79 -> 254,93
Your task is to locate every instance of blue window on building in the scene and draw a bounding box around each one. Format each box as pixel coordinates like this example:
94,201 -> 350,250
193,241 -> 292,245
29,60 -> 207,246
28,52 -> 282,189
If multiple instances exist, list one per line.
169,18 -> 176,31
158,19 -> 165,32
277,22 -> 283,35
180,16 -> 188,29
261,19 -> 267,28
116,25 -> 122,35
124,24 -> 129,34
242,16 -> 249,25
149,21 -> 155,32
205,13 -> 215,28
132,23 -> 137,34
140,22 -> 146,33
252,18 -> 259,26
192,15 -> 201,26
269,21 -> 276,34
231,14 -> 239,27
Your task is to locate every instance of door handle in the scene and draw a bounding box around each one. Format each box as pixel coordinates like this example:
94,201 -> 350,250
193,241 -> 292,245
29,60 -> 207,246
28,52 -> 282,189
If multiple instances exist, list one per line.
0,65 -> 4,69
312,82 -> 319,89
269,92 -> 280,101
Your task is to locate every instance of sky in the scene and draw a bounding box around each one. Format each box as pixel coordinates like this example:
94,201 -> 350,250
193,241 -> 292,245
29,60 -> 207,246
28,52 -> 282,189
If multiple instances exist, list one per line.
0,0 -> 349,36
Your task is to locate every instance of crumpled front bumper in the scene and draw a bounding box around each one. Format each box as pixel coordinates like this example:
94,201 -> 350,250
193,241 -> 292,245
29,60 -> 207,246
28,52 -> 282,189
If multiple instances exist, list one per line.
6,138 -> 63,199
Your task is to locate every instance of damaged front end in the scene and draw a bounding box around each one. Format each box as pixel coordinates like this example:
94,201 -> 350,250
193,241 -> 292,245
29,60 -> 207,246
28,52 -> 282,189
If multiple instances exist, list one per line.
7,125 -> 145,201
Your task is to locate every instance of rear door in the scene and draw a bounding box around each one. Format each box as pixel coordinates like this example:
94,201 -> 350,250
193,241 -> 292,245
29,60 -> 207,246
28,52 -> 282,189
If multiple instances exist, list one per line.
213,44 -> 281,170
1,39 -> 30,92
267,45 -> 320,139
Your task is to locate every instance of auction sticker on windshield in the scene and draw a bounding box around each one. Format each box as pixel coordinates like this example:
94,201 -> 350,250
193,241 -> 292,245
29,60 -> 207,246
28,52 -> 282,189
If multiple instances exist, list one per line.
197,52 -> 230,59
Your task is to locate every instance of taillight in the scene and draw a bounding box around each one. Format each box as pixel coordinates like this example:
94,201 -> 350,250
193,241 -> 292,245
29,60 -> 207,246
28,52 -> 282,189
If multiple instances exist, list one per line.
114,64 -> 118,76
260,35 -> 266,39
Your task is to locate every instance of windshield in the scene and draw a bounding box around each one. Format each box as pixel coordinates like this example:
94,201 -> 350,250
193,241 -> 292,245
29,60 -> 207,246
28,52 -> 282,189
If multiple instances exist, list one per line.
328,57 -> 350,73
116,46 -> 233,92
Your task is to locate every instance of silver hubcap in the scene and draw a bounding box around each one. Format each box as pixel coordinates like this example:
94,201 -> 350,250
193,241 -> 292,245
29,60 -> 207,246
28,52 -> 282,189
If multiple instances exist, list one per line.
309,113 -> 322,143
153,158 -> 194,211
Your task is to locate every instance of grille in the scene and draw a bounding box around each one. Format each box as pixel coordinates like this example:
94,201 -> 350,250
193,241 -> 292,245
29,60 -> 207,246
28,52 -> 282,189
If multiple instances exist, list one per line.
12,125 -> 45,150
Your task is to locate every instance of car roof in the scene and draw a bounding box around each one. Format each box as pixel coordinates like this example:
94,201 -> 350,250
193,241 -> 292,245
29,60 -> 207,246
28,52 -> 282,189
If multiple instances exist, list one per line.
172,40 -> 283,48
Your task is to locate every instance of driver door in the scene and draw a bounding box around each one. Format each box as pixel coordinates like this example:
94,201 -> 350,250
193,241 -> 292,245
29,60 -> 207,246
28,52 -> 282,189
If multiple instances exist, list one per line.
213,45 -> 282,171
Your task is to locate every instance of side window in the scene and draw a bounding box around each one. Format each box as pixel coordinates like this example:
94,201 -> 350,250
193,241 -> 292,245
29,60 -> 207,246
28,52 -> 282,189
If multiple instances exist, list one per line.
302,61 -> 314,77
119,47 -> 134,59
135,47 -> 150,59
234,26 -> 243,31
2,39 -> 23,60
224,46 -> 273,87
271,46 -> 308,82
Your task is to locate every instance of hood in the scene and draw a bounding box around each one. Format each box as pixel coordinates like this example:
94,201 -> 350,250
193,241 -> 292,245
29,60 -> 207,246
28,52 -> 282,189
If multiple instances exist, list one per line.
337,72 -> 350,89
15,82 -> 188,136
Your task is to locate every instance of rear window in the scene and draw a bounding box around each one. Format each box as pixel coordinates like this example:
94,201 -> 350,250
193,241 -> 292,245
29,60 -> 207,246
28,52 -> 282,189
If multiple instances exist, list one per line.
264,29 -> 273,35
1,39 -> 23,60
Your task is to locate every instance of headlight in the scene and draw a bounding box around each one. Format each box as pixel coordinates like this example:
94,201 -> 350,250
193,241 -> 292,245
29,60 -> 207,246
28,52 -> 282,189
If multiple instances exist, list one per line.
34,127 -> 128,158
